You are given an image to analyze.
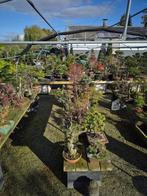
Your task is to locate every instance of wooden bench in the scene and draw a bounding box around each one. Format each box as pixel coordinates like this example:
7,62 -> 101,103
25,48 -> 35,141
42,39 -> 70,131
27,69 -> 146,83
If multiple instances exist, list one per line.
0,89 -> 39,189
64,155 -> 112,188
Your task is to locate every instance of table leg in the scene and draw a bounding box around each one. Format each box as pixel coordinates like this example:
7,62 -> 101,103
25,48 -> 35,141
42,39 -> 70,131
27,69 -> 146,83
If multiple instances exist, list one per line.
67,171 -> 101,189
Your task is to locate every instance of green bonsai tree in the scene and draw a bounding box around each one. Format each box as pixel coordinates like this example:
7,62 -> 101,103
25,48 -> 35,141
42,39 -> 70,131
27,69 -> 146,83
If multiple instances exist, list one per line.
87,141 -> 107,159
135,94 -> 145,109
82,106 -> 106,133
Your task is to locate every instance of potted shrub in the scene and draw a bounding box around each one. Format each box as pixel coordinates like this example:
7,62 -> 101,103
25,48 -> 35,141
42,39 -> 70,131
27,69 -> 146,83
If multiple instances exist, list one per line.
86,141 -> 108,160
82,106 -> 108,144
63,127 -> 82,164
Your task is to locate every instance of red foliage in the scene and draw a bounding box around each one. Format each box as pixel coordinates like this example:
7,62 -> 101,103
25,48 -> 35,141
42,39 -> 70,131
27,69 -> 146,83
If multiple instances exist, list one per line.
96,63 -> 104,71
0,83 -> 22,108
68,63 -> 84,82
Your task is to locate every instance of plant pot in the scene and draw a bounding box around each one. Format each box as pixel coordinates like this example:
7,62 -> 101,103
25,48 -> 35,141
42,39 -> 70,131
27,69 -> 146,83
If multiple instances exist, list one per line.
0,120 -> 15,135
86,132 -> 109,145
63,150 -> 82,164
135,107 -> 143,113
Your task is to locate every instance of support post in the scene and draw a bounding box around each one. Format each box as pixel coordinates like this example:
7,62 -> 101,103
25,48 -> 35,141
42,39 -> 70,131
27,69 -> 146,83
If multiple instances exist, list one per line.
122,0 -> 132,40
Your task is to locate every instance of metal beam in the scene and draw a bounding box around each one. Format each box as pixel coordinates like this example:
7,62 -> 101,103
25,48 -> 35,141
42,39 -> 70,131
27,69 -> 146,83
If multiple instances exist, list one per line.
122,0 -> 132,40
0,40 -> 147,45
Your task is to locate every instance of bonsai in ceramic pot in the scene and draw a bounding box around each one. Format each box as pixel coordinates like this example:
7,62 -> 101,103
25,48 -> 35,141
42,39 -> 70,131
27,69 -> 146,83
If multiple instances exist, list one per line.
63,125 -> 82,164
82,106 -> 107,144
86,140 -> 108,160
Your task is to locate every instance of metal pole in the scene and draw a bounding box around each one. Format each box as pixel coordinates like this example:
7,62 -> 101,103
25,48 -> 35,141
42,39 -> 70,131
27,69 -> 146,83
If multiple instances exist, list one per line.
0,40 -> 147,45
122,0 -> 132,40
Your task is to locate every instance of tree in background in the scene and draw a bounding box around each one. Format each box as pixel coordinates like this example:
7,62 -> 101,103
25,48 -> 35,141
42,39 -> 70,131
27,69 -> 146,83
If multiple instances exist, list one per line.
24,25 -> 56,41
118,14 -> 132,26
142,10 -> 147,27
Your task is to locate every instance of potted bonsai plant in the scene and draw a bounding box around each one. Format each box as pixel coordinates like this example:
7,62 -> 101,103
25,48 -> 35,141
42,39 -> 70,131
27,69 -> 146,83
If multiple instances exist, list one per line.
86,140 -> 108,160
82,106 -> 108,145
63,124 -> 82,164
135,94 -> 145,113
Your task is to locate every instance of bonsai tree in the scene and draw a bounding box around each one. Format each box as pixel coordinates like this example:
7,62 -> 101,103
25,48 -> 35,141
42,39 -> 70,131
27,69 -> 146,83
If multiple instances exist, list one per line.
135,94 -> 145,112
63,123 -> 82,163
82,106 -> 106,134
87,141 -> 107,159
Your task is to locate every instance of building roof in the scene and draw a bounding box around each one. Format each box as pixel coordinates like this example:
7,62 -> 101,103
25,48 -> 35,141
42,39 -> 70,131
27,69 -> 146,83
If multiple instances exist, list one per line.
67,26 -> 147,40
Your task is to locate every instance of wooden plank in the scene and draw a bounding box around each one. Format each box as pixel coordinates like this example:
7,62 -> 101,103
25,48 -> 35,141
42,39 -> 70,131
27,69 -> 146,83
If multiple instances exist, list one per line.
40,80 -> 142,86
87,158 -> 101,171
63,160 -> 76,172
75,157 -> 88,172
0,91 -> 39,149
99,160 -> 113,171
40,81 -> 73,85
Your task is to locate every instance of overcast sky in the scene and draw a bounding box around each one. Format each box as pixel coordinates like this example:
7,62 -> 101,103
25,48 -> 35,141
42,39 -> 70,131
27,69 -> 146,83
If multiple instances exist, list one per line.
0,0 -> 146,40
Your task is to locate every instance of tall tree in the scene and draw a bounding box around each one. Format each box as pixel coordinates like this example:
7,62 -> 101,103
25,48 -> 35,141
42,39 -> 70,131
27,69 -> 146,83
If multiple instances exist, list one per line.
118,14 -> 132,26
24,25 -> 56,41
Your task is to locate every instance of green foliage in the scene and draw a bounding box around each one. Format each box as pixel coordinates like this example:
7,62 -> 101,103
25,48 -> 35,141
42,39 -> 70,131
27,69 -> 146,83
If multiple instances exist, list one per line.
24,25 -> 56,41
65,128 -> 80,159
135,95 -> 145,108
87,142 -> 107,159
128,66 -> 141,78
80,74 -> 92,85
43,55 -> 68,77
82,106 -> 106,133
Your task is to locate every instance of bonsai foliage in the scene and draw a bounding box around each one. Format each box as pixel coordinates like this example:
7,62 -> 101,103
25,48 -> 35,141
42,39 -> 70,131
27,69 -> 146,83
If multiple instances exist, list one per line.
43,54 -> 68,78
135,94 -> 145,109
87,141 -> 107,159
0,83 -> 22,114
82,106 -> 106,133
68,63 -> 84,83
65,131 -> 78,159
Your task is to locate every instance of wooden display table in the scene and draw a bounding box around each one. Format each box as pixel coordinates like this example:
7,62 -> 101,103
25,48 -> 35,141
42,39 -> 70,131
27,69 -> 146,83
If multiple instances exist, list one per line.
64,155 -> 112,188
0,89 -> 39,189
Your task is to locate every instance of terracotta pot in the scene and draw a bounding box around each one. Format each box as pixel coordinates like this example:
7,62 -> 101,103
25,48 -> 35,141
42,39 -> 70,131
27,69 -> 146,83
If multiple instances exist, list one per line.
63,151 -> 82,164
135,107 -> 143,113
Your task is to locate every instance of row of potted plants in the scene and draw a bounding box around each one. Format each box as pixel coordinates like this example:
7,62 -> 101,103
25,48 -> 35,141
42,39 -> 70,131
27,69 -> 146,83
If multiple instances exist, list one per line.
0,59 -> 44,137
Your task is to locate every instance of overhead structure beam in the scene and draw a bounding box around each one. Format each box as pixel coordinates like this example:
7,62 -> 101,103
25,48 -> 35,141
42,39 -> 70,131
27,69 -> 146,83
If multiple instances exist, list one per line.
0,40 -> 147,45
0,0 -> 13,4
122,0 -> 132,40
26,0 -> 57,33
110,8 -> 147,27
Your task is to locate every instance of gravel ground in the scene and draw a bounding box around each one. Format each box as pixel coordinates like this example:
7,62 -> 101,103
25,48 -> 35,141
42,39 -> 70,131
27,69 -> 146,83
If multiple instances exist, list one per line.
0,95 -> 146,196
